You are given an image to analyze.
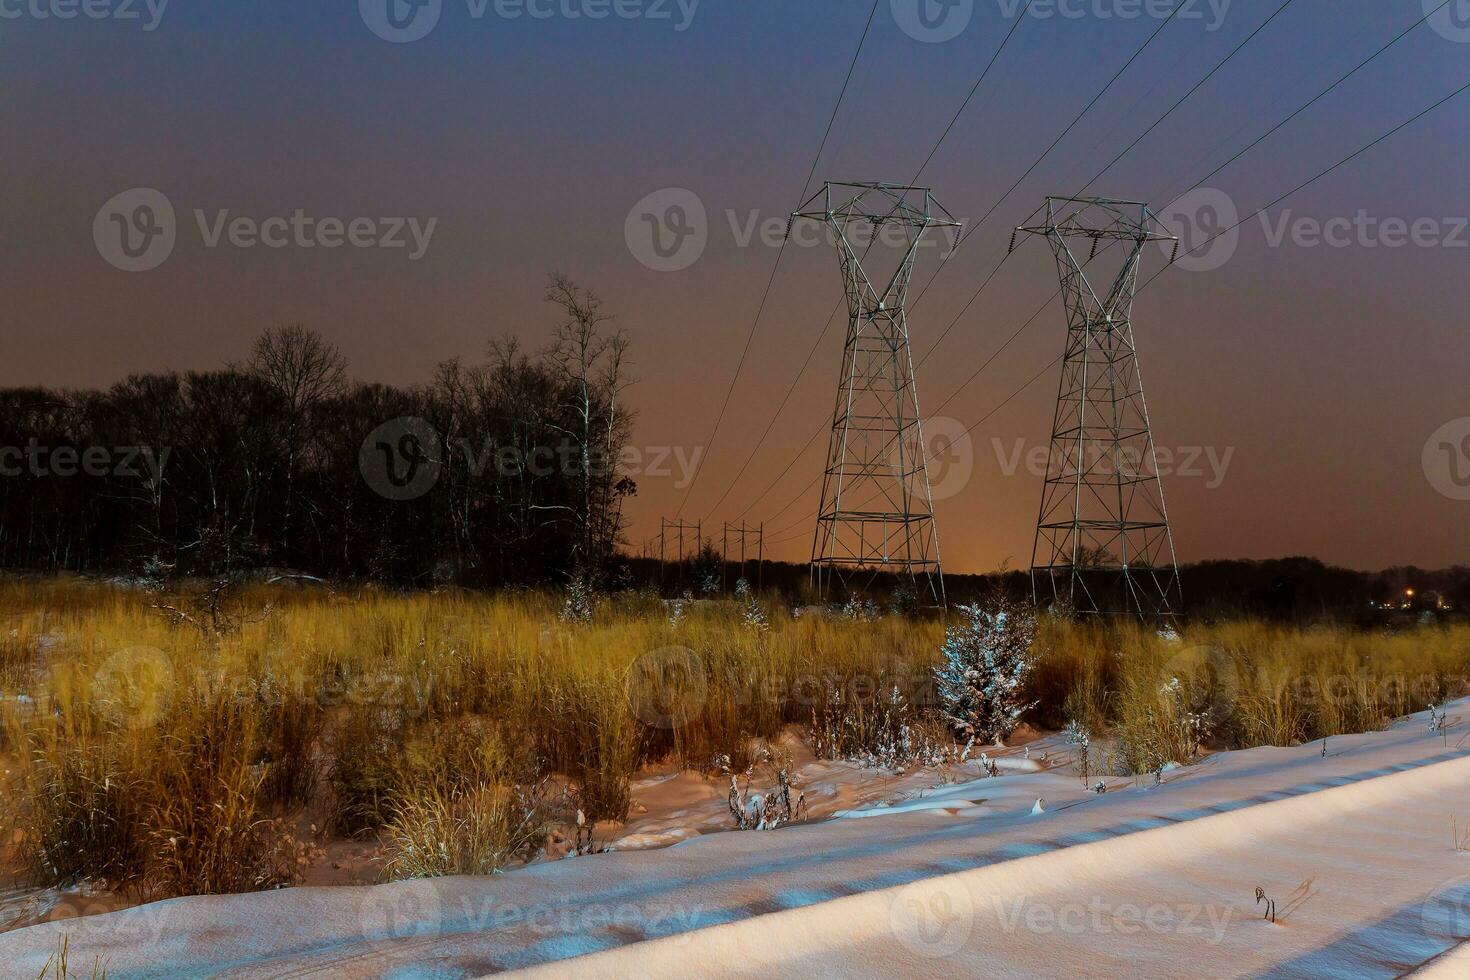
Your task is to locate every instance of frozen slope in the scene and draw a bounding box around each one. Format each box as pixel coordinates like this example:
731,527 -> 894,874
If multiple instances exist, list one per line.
2,703 -> 1467,978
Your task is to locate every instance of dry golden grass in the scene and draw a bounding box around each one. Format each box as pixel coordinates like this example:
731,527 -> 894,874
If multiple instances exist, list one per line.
1032,616 -> 1469,772
0,578 -> 942,895
0,576 -> 1465,902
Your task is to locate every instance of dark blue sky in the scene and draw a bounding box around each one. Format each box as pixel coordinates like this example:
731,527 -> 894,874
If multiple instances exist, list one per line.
4,0 -> 1469,570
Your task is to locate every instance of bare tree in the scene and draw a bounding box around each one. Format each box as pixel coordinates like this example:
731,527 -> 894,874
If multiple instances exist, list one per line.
543,274 -> 634,574
430,355 -> 484,578
249,325 -> 347,541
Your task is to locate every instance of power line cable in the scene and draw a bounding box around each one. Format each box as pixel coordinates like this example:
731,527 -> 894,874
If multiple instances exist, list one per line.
674,0 -> 882,516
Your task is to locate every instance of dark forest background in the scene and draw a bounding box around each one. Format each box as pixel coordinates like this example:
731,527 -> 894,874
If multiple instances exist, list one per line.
639,556 -> 1470,625
0,276 -> 634,587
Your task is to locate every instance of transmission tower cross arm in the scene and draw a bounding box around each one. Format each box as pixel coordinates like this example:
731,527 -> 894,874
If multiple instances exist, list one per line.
792,181 -> 963,230
1013,196 -> 1178,248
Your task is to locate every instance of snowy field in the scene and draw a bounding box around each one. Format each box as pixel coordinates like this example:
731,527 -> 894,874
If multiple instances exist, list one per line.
3,701 -> 1467,978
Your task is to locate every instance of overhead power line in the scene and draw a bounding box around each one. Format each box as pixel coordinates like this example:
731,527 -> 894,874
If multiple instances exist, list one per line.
921,0 -> 1459,423
755,7 -> 1465,550
694,1 -> 1042,524
674,0 -> 882,516
734,2 -> 1291,527
938,68 -> 1470,510
723,5 -> 1188,526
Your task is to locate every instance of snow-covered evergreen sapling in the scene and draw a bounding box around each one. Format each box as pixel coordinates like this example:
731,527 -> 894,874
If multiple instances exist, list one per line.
889,577 -> 919,617
1044,592 -> 1076,624
559,574 -> 598,623
692,541 -> 722,595
933,598 -> 1039,745
735,578 -> 768,632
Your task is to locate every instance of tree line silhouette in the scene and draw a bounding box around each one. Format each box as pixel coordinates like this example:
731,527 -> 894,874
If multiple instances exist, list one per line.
0,275 -> 634,586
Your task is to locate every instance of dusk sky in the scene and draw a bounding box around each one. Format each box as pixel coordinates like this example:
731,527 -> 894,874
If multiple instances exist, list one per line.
4,0 -> 1469,573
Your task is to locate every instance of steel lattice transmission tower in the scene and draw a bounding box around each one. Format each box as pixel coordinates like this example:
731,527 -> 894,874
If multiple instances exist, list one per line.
1013,196 -> 1182,618
793,182 -> 960,606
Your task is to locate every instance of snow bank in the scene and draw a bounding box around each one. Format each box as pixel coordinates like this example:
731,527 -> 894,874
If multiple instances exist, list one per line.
1,702 -> 1466,978
528,747 -> 1470,978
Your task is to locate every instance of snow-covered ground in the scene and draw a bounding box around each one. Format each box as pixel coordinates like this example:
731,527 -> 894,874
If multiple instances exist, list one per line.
3,702 -> 1468,978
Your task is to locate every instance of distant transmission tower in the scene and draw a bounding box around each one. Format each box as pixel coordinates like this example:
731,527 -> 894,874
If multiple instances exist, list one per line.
793,182 -> 960,606
1013,196 -> 1181,618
